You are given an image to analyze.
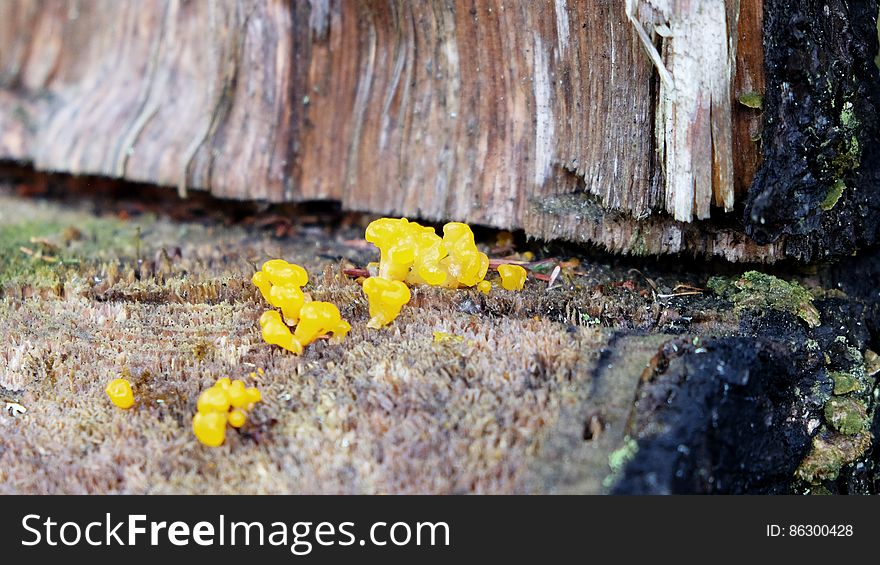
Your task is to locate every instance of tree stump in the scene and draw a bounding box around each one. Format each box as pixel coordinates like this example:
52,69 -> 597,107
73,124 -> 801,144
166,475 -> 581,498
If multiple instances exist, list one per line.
0,0 -> 877,262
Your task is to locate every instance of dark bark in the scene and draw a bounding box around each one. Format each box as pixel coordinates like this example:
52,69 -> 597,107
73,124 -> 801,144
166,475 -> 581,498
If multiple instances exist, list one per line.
616,290 -> 878,494
744,0 -> 880,261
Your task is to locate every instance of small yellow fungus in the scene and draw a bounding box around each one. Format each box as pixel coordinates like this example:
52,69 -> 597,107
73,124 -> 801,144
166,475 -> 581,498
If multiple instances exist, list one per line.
441,222 -> 489,287
477,280 -> 492,295
362,276 -> 411,328
262,259 -> 308,287
192,412 -> 228,447
246,387 -> 262,405
365,217 -> 424,282
361,218 -> 490,328
227,379 -> 249,408
251,271 -> 273,303
498,264 -> 527,291
105,378 -> 135,409
227,409 -> 247,428
253,261 -> 350,354
259,302 -> 350,354
294,301 -> 352,345
197,386 -> 231,413
252,259 -> 310,323
192,377 -> 262,446
364,218 -> 489,289
227,381 -> 261,408
433,331 -> 464,343
269,283 -> 307,323
495,231 -> 514,248
259,310 -> 303,355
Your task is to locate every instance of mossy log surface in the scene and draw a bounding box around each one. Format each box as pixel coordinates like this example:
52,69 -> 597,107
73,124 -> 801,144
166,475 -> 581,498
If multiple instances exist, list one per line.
0,173 -> 877,494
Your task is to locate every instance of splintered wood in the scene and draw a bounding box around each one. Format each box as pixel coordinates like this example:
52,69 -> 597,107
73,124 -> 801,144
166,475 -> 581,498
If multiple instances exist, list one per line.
0,1 -> 766,259
628,0 -> 737,222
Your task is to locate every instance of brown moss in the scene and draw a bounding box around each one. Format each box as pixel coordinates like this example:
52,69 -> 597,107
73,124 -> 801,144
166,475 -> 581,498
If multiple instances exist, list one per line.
0,189 -> 625,494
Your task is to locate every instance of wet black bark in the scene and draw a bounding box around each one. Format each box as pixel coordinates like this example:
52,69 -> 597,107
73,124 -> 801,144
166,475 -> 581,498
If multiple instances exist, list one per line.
744,0 -> 880,261
614,331 -> 814,494
614,252 -> 880,494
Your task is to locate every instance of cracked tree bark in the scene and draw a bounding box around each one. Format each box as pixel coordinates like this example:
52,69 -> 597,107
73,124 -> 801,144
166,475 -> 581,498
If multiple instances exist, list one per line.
0,0 -> 876,262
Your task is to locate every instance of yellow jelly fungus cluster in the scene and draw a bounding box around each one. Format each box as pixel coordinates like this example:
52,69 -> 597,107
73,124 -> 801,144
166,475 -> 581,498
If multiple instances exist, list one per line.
363,218 -> 492,327
252,259 -> 309,323
192,377 -> 262,447
477,280 -> 492,295
105,378 -> 135,409
366,218 -> 489,288
498,264 -> 527,291
253,259 -> 351,354
259,304 -> 350,355
362,276 -> 411,329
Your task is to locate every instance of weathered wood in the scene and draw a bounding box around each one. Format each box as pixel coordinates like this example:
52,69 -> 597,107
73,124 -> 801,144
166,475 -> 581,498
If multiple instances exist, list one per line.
628,0 -> 736,222
731,0 -> 763,198
2,0 -> 874,263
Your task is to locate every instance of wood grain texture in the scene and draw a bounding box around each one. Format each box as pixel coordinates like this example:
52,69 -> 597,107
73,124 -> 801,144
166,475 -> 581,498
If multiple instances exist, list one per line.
731,0 -> 763,198
0,0 -> 774,260
628,0 -> 738,222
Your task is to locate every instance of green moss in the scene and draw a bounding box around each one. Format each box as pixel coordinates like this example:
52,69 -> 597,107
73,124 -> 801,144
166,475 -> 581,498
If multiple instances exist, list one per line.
705,275 -> 734,297
830,371 -> 862,395
819,101 -> 861,212
840,101 -> 857,128
823,397 -> 868,435
603,436 -> 638,488
826,342 -> 872,396
737,91 -> 764,110
820,180 -> 845,211
529,193 -> 606,222
839,105 -> 860,166
626,230 -> 649,256
0,215 -> 137,291
809,97 -> 862,214
707,271 -> 821,328
796,431 -> 872,484
0,221 -> 67,289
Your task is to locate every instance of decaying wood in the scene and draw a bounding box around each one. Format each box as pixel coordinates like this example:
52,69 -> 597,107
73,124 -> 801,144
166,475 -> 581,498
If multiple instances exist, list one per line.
628,0 -> 736,222
731,0 -> 763,198
742,0 -> 880,262
0,0 -> 822,262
